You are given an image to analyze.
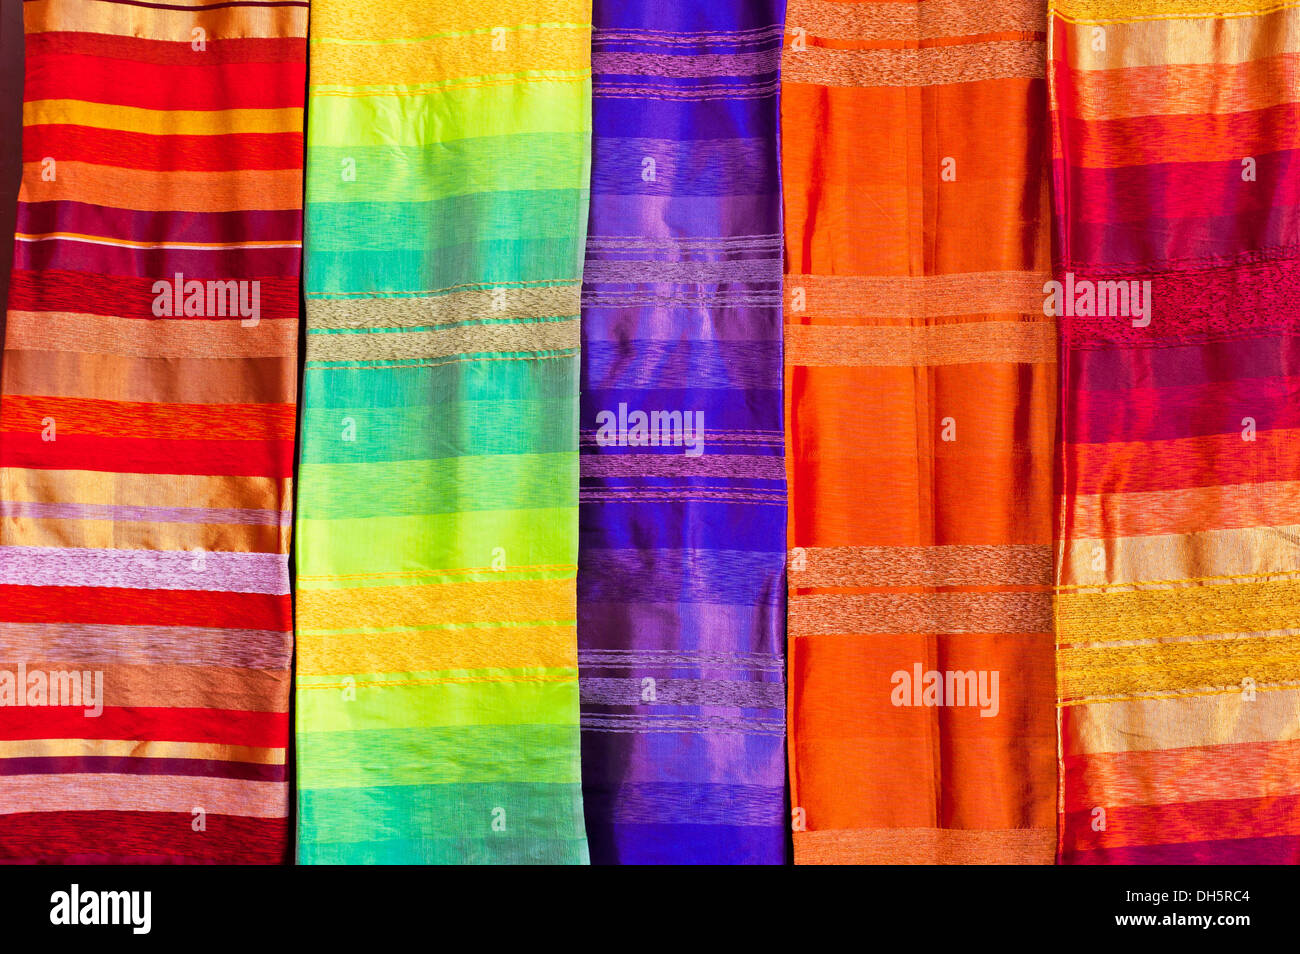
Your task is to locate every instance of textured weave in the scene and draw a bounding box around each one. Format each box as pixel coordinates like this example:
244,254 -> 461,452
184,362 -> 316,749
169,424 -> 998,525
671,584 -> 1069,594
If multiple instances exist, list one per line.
295,0 -> 592,863
0,0 -> 303,862
782,0 -> 1058,864
577,0 -> 788,864
1051,0 -> 1300,863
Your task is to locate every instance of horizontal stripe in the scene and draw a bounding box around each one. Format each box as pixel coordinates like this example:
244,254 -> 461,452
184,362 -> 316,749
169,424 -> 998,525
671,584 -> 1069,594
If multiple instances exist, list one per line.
1066,481 -> 1300,539
296,578 -> 575,629
305,317 -> 579,362
784,41 -> 1045,88
0,620 -> 289,669
789,591 -> 1052,635
5,311 -> 296,359
0,516 -> 284,554
793,825 -> 1055,864
307,285 -> 580,329
1051,0 -> 1299,24
0,737 -> 284,764
0,774 -> 287,818
26,99 -> 303,137
1064,739 -> 1300,810
0,585 -> 289,631
1,433 -> 294,479
2,351 -> 297,404
580,677 -> 782,707
1061,687 -> 1300,754
1056,7 -> 1300,70
785,0 -> 1046,41
25,0 -> 308,43
580,454 -> 783,480
1,468 -> 287,510
296,624 -> 580,676
0,546 -> 289,594
786,321 -> 1056,367
785,271 -> 1050,320
1061,525 -> 1300,588
0,705 -> 287,747
790,544 -> 1053,587
0,756 -> 284,782
1058,580 -> 1300,642
2,395 -> 296,442
19,162 -> 303,212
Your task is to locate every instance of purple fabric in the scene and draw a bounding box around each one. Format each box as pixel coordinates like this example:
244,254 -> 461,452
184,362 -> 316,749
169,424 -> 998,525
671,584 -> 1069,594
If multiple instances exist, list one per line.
577,0 -> 788,864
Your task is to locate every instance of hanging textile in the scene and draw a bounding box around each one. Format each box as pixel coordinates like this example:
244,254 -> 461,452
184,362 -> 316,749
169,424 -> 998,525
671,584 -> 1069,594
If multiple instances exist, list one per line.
294,0 -> 592,863
577,0 -> 788,863
781,0 -> 1059,863
0,0 -> 304,862
1051,0 -> 1300,863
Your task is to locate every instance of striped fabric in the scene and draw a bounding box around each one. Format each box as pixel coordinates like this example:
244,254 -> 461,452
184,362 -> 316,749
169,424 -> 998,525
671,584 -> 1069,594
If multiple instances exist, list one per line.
781,0 -> 1058,863
295,0 -> 592,863
0,0 -> 303,862
578,1 -> 788,863
1051,0 -> 1300,862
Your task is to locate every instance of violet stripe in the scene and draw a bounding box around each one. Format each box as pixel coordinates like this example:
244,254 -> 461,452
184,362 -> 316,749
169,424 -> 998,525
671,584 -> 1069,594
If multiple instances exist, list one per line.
593,50 -> 782,77
580,677 -> 784,707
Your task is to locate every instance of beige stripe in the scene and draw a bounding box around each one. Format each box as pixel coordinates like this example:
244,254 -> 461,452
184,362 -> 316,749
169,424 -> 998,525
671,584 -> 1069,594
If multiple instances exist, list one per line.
783,41 -> 1045,88
794,826 -> 1056,864
307,286 -> 580,330
306,318 -> 579,361
1058,7 -> 1300,70
6,518 -> 285,555
25,0 -> 308,42
1061,525 -> 1300,589
790,544 -> 1053,588
1063,687 -> 1300,755
785,272 -> 1051,320
0,738 -> 285,764
6,312 -> 296,360
789,591 -> 1052,635
787,0 -> 1046,40
0,774 -> 288,818
1051,0 -> 1300,25
3,352 -> 297,405
786,321 -> 1056,367
2,469 -> 288,511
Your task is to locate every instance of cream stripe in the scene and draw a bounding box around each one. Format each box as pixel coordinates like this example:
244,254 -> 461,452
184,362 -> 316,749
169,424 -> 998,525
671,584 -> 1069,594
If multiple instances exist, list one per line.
5,312 -> 296,360
0,774 -> 287,818
784,41 -> 1045,88
307,286 -> 580,330
785,272 -> 1051,320
790,544 -> 1052,588
306,318 -> 579,361
1061,525 -> 1300,589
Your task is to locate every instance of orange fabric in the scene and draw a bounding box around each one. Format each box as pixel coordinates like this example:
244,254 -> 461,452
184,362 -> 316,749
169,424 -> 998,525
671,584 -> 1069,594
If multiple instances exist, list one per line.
783,0 -> 1057,863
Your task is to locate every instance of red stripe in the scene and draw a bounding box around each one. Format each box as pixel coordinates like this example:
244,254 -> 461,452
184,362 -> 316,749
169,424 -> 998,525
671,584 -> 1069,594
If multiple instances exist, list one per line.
25,31 -> 306,66
0,706 -> 288,747
0,811 -> 289,863
23,126 -> 302,172
2,395 -> 297,442
7,270 -> 300,321
0,434 -> 295,477
27,54 -> 306,110
0,585 -> 290,630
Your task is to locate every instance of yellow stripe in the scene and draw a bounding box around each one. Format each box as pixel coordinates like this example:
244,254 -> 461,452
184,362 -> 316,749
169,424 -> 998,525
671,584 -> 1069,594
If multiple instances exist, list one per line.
24,100 -> 302,137
1051,0 -> 1300,24
296,578 -> 575,629
1058,580 -> 1300,641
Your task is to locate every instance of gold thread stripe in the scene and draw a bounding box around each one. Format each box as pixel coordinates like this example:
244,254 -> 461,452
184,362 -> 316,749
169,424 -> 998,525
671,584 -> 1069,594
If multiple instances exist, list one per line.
783,41 -> 1045,88
0,738 -> 285,764
785,272 -> 1050,320
24,0 -> 308,42
1050,0 -> 1300,25
1,470 -> 288,511
306,286 -> 580,330
6,312 -> 297,360
789,591 -> 1052,635
1060,525 -> 1300,589
794,826 -> 1056,865
786,321 -> 1057,367
1056,7 -> 1300,70
1058,580 -> 1300,641
790,544 -> 1053,587
785,0 -> 1046,41
305,319 -> 579,362
1059,634 -> 1300,699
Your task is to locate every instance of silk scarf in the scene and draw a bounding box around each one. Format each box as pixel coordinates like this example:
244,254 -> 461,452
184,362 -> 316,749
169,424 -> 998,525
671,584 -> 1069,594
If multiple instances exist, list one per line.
1051,0 -> 1300,863
294,0 -> 592,864
0,0 -> 303,862
782,0 -> 1058,864
578,0 -> 788,864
